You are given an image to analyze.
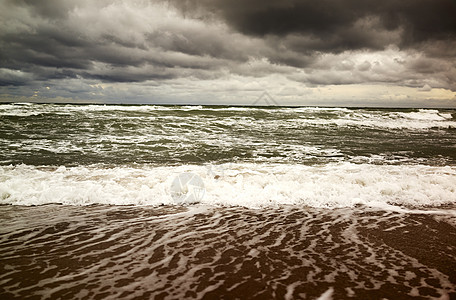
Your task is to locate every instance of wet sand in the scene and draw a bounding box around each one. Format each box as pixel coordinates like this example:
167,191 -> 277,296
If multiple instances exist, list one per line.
0,205 -> 455,299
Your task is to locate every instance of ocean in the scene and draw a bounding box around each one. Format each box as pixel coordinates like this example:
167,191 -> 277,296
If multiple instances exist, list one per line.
0,103 -> 455,299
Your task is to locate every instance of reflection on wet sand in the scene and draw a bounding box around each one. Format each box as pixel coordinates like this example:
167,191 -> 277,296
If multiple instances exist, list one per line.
1,205 -> 455,299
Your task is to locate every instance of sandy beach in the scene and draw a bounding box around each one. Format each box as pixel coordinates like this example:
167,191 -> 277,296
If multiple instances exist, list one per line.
1,204 -> 455,299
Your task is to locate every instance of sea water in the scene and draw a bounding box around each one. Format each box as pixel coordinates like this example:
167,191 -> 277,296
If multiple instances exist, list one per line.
1,103 -> 455,208
0,103 -> 455,299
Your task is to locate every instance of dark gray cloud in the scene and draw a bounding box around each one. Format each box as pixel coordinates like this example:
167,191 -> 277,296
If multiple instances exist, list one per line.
0,0 -> 267,85
0,0 -> 455,105
169,0 -> 456,91
171,0 -> 456,51
11,0 -> 76,19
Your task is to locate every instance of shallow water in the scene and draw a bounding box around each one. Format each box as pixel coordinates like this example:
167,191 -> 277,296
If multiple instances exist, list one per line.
0,205 -> 455,299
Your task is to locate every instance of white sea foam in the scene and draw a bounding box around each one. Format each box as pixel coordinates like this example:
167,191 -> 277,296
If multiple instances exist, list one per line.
399,109 -> 451,121
1,163 -> 455,211
0,103 -> 170,115
1,104 -> 454,130
293,109 -> 456,130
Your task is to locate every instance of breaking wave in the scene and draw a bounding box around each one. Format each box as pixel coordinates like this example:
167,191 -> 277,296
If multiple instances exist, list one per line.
1,163 -> 455,211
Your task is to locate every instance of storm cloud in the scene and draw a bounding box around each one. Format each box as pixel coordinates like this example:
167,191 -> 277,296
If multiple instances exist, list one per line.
0,0 -> 455,105
172,0 -> 456,49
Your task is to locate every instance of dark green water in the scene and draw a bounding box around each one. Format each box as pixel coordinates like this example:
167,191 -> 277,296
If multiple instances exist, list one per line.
1,104 -> 455,167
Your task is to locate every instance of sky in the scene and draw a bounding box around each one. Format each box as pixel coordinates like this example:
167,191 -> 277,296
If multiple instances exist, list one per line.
1,0 -> 456,107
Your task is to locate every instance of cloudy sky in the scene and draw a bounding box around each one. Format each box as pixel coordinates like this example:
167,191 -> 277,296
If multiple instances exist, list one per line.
1,0 -> 456,107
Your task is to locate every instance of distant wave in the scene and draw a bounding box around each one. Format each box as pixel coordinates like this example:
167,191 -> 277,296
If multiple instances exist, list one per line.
1,104 -> 454,130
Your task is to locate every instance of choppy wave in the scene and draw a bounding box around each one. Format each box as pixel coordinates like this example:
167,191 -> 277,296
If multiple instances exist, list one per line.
1,104 -> 455,130
289,108 -> 456,130
1,163 -> 455,211
1,104 -> 456,167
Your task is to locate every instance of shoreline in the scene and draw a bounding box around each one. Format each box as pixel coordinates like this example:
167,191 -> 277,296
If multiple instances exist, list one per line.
1,205 -> 455,299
